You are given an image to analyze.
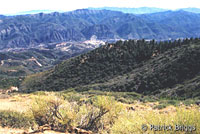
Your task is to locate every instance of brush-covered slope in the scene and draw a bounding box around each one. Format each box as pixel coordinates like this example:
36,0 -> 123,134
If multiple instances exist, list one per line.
21,38 -> 200,98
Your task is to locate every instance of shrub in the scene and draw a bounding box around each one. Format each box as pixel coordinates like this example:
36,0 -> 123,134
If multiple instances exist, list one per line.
30,94 -> 123,133
86,96 -> 123,133
167,100 -> 178,106
111,107 -> 200,134
62,92 -> 83,102
0,110 -> 33,128
30,95 -> 65,128
153,104 -> 168,109
31,94 -> 84,131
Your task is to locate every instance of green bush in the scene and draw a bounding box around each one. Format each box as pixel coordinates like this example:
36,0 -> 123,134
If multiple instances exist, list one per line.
0,110 -> 33,128
62,93 -> 82,102
167,100 -> 179,106
31,95 -> 64,127
30,94 -> 123,133
183,99 -> 196,106
153,104 -> 167,109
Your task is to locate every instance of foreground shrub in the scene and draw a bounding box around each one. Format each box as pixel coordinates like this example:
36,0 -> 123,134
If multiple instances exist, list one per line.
31,94 -> 65,129
77,96 -> 123,133
30,94 -> 123,133
0,110 -> 33,128
111,106 -> 200,134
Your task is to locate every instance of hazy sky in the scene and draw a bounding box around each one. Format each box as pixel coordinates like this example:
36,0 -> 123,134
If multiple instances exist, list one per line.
1,0 -> 200,14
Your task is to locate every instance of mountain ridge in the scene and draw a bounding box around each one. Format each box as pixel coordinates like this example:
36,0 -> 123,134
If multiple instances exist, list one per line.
4,7 -> 200,16
0,9 -> 200,50
88,7 -> 169,14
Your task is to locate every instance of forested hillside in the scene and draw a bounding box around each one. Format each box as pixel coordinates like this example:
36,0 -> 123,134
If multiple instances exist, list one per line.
21,38 -> 200,99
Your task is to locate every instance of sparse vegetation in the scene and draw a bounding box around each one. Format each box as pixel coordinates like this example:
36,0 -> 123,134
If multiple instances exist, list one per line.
1,92 -> 200,133
30,93 -> 123,133
111,106 -> 200,134
0,110 -> 33,129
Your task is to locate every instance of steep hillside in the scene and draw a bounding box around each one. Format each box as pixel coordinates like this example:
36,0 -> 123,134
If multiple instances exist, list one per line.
1,9 -> 200,49
21,38 -> 200,99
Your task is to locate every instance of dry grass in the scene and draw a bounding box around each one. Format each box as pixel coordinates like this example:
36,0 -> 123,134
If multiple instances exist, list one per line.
0,94 -> 31,112
0,126 -> 67,134
0,92 -> 200,134
0,126 -> 26,134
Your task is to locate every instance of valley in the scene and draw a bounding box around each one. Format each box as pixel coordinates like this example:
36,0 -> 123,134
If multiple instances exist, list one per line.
0,38 -> 104,89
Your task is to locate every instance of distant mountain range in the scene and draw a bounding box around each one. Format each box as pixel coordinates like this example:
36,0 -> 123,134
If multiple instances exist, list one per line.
14,10 -> 59,15
88,7 -> 169,14
180,8 -> 200,14
6,7 -> 200,16
0,9 -> 200,50
88,7 -> 200,14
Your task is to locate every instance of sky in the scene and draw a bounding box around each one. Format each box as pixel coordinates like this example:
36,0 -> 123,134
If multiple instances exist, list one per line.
1,0 -> 200,15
